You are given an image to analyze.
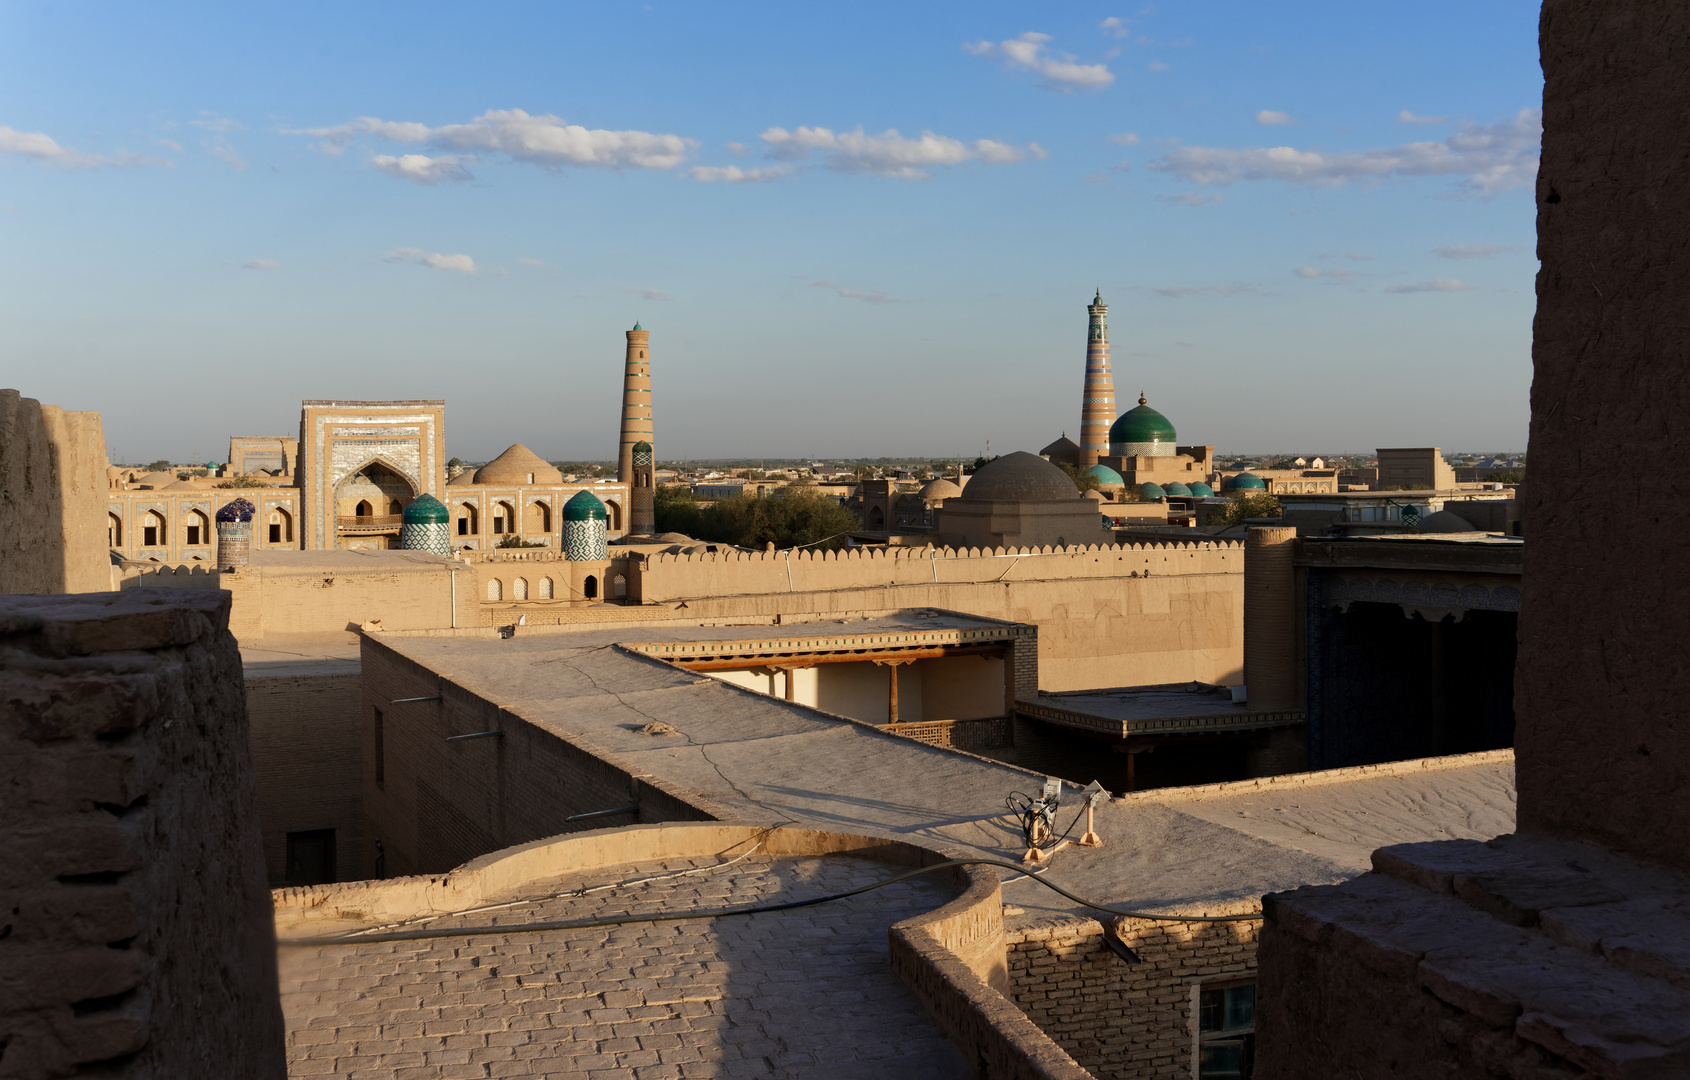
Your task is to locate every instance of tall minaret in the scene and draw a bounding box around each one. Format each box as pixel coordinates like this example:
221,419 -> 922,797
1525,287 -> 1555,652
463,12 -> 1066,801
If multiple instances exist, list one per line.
1079,290 -> 1116,468
617,321 -> 656,534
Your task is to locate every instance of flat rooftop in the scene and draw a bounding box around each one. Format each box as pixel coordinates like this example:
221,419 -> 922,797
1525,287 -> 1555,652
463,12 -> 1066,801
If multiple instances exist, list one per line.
371,619 -> 1515,931
244,548 -> 461,571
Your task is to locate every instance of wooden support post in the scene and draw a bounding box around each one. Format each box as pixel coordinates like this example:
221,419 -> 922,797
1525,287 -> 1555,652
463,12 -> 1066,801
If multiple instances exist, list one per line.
783,668 -> 795,702
887,662 -> 899,725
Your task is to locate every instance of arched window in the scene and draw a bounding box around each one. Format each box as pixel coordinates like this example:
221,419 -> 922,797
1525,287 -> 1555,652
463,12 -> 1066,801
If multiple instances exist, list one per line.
604,500 -> 622,531
492,501 -> 514,534
142,510 -> 166,548
388,498 -> 404,516
355,500 -> 372,519
584,574 -> 598,600
538,577 -> 553,599
487,578 -> 502,601
108,512 -> 122,548
529,500 -> 551,534
268,508 -> 293,544
457,502 -> 478,536
513,577 -> 529,600
184,509 -> 211,547
613,574 -> 627,598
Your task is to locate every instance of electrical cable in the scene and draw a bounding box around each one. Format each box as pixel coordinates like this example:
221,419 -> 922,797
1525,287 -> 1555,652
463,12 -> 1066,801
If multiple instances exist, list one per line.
278,856 -> 1262,948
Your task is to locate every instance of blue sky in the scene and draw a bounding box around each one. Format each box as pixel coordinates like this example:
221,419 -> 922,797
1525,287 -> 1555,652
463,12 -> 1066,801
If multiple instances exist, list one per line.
0,1 -> 1542,464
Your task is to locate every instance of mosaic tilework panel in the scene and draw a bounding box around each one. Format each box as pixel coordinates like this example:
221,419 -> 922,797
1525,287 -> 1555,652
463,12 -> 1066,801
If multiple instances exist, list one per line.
1110,441 -> 1174,457
399,521 -> 451,556
563,520 -> 608,561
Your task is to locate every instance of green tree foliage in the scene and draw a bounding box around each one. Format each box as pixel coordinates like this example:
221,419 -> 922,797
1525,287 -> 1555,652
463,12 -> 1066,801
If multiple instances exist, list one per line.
214,475 -> 268,489
655,485 -> 860,551
447,457 -> 463,468
1485,470 -> 1525,485
1055,461 -> 1103,494
145,459 -> 173,472
1211,491 -> 1282,527
495,534 -> 546,548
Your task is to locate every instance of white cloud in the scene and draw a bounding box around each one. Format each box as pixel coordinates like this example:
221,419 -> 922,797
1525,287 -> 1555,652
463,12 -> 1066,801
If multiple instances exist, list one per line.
619,286 -> 672,302
1100,16 -> 1130,37
1433,243 -> 1520,259
286,109 -> 693,170
1157,192 -> 1223,206
1148,108 -> 1540,193
1147,60 -> 1170,71
725,142 -> 750,156
1398,110 -> 1451,125
1107,132 -> 1140,145
1153,282 -> 1260,298
155,138 -> 183,152
967,32 -> 1114,90
1255,110 -> 1293,126
241,259 -> 277,270
208,141 -> 246,171
385,247 -> 478,274
0,126 -> 169,169
1384,279 -> 1474,293
373,153 -> 474,185
688,164 -> 795,183
191,113 -> 245,133
757,126 -> 1040,180
1293,266 -> 1356,280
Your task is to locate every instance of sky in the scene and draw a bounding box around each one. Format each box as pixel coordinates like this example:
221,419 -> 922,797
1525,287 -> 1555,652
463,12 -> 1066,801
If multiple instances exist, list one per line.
0,1 -> 1544,464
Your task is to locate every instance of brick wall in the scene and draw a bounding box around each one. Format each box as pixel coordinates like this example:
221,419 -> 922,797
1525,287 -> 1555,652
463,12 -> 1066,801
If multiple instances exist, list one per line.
1007,909 -> 1259,1079
0,590 -> 284,1079
246,672 -> 363,884
360,635 -> 717,877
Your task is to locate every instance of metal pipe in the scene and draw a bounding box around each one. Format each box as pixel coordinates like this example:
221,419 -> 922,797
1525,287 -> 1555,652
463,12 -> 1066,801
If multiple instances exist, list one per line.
390,694 -> 442,703
445,729 -> 502,742
565,803 -> 639,821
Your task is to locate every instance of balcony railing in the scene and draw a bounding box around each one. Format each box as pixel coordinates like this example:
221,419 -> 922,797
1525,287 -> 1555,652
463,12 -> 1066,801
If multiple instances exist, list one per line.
336,514 -> 402,533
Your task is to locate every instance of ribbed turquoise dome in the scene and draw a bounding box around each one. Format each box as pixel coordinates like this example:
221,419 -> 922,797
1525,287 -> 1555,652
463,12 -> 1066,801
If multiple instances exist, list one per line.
1109,394 -> 1178,454
1140,483 -> 1166,500
1188,482 -> 1215,497
401,493 -> 449,524
563,489 -> 608,522
1164,482 -> 1192,496
1086,464 -> 1124,485
1228,472 -> 1266,491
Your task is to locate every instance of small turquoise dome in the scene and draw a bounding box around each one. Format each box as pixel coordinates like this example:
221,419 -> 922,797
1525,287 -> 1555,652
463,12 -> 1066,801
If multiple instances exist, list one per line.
1164,482 -> 1192,496
1188,482 -> 1215,497
1086,464 -> 1124,485
401,493 -> 449,525
1140,483 -> 1166,500
563,489 -> 608,522
1228,472 -> 1267,491
1109,394 -> 1178,456
632,440 -> 652,454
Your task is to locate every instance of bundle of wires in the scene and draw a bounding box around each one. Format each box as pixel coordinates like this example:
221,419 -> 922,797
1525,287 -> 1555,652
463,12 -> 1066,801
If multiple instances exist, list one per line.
1004,790 -> 1087,858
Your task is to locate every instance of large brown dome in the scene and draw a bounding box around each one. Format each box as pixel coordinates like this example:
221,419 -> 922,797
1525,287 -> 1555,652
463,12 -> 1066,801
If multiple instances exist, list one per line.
475,444 -> 563,485
960,452 -> 1080,502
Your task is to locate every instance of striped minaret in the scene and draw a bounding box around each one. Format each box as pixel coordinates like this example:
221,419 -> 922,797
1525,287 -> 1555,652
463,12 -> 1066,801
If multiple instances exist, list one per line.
618,322 -> 656,534
1079,290 -> 1116,468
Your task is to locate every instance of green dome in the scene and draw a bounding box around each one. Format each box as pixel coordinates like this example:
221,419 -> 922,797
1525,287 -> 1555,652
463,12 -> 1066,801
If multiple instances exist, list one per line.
632,440 -> 652,454
1109,394 -> 1178,454
1140,482 -> 1166,500
563,489 -> 608,522
1228,472 -> 1266,490
401,493 -> 449,524
1164,482 -> 1192,496
1188,482 -> 1215,497
1086,464 -> 1124,485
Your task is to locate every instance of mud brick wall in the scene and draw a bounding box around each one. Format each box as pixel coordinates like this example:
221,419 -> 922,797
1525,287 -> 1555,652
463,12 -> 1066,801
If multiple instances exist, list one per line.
0,590 -> 284,1079
1007,911 -> 1259,1079
246,672 -> 363,884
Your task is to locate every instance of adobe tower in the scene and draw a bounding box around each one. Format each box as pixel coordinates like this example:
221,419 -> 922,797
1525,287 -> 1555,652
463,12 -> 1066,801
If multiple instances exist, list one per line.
1079,291 -> 1116,469
617,322 -> 656,535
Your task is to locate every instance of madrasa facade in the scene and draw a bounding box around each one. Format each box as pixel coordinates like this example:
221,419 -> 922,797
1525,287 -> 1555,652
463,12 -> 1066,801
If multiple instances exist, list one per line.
103,325 -> 660,562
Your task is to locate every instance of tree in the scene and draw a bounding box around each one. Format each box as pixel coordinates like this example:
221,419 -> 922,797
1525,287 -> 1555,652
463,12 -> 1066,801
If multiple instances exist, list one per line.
214,475 -> 268,489
653,485 -> 704,536
1211,491 -> 1281,527
1486,470 -> 1525,485
1055,461 -> 1103,494
657,486 -> 860,550
447,457 -> 463,468
145,459 -> 173,472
